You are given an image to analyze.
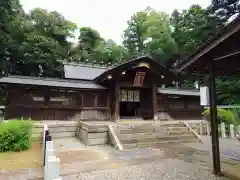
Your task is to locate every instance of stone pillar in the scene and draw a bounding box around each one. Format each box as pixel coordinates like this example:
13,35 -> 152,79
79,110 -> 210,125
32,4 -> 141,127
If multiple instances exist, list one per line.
221,122 -> 226,138
230,124 -> 235,139
206,122 -> 211,136
45,157 -> 61,180
200,121 -> 204,135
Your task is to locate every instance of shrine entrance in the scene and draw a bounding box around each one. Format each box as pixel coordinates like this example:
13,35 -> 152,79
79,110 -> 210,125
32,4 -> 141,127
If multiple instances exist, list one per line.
119,88 -> 153,119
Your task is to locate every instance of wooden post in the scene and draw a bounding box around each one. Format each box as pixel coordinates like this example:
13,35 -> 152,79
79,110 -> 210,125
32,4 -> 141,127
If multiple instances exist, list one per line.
152,84 -> 158,120
221,122 -> 226,138
238,125 -> 240,135
230,124 -> 235,139
114,84 -> 120,121
208,61 -> 221,175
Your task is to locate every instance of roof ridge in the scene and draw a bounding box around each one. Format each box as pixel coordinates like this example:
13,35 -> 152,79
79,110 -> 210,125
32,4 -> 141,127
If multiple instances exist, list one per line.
5,75 -> 95,84
63,62 -> 111,69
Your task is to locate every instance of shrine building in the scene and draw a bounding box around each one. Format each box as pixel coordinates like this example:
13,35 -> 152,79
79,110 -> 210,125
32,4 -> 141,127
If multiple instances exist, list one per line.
0,56 -> 202,121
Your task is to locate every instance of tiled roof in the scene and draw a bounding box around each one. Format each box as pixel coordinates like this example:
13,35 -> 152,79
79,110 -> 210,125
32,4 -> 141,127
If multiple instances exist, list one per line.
63,63 -> 109,80
0,76 -> 106,89
158,88 -> 200,96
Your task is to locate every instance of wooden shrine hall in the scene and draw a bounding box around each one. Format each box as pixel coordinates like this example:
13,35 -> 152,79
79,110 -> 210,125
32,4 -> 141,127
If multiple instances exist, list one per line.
0,56 -> 202,121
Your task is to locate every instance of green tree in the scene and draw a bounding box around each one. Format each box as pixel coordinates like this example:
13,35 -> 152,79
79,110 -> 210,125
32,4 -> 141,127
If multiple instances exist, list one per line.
70,28 -> 127,65
0,0 -> 26,75
170,5 -> 222,56
210,0 -> 240,22
123,7 -> 178,64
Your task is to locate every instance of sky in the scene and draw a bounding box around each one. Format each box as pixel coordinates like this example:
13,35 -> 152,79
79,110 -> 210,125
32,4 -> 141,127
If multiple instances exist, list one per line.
20,0 -> 211,44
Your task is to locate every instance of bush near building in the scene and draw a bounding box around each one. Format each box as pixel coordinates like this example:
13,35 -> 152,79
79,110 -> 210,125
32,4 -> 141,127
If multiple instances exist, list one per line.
202,107 -> 240,125
0,120 -> 33,152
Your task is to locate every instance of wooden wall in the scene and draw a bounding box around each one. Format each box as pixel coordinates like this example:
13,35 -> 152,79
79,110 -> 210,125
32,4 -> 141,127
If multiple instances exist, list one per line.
157,94 -> 203,120
5,86 -> 110,121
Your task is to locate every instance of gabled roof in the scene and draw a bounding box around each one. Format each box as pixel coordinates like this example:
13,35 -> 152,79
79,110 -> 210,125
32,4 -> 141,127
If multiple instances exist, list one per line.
94,56 -> 178,82
63,63 -> 109,80
0,76 -> 106,89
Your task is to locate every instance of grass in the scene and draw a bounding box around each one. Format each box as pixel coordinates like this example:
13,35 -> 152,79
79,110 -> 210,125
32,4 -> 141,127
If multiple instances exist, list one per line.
0,141 -> 43,170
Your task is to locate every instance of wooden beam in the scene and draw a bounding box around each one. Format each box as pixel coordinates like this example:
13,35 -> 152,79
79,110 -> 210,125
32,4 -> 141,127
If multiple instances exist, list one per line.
179,20 -> 240,71
214,50 -> 240,61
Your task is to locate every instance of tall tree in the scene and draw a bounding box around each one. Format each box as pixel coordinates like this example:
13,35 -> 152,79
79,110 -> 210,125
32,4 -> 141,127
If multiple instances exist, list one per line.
70,28 -> 127,65
123,7 -> 178,64
0,0 -> 26,75
170,5 -> 222,56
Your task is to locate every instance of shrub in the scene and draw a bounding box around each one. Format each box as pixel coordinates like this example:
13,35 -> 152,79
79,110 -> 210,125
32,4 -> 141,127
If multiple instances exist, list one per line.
202,108 -> 236,125
0,120 -> 32,152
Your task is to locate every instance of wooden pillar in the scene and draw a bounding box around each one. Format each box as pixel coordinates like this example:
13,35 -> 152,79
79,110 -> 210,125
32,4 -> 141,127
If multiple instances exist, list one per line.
113,84 -> 120,121
152,84 -> 158,120
208,61 -> 221,175
4,86 -> 10,119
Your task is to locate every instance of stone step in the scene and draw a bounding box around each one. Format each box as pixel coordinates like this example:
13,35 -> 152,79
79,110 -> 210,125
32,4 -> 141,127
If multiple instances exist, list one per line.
159,123 -> 185,127
163,127 -> 189,131
167,130 -> 192,136
48,126 -> 77,133
51,132 -> 76,139
123,138 -> 197,149
120,134 -> 195,144
115,127 -> 165,134
117,132 -> 168,141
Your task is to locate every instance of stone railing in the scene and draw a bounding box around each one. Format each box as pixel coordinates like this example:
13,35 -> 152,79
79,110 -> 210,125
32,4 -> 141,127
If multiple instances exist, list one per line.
108,125 -> 123,150
76,121 -> 108,145
43,124 -> 62,180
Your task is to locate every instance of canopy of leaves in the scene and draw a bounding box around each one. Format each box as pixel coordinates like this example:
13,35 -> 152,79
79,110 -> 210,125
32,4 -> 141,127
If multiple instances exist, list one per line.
123,7 -> 178,65
1,0 -> 240,105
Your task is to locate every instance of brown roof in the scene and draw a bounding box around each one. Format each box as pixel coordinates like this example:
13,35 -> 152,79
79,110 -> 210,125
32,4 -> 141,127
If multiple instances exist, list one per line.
94,56 -> 178,82
0,76 -> 106,89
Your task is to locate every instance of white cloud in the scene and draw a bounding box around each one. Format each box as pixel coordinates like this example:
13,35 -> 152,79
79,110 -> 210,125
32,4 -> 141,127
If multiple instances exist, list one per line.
20,0 -> 211,44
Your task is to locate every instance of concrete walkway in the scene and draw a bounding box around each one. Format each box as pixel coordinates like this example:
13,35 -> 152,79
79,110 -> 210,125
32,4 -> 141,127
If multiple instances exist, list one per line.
1,136 -> 239,180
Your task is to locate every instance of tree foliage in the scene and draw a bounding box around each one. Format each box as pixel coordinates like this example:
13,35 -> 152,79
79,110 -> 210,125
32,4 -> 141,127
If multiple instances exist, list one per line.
1,0 -> 240,105
123,7 -> 178,64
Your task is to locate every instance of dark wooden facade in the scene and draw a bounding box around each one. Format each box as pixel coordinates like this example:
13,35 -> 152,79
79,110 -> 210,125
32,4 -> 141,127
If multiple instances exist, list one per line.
5,85 -> 110,120
157,94 -> 202,120
2,56 -> 203,121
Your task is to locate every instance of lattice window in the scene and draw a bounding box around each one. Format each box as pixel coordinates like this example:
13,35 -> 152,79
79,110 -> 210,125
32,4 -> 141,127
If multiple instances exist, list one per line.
49,91 -> 78,107
120,90 -> 140,102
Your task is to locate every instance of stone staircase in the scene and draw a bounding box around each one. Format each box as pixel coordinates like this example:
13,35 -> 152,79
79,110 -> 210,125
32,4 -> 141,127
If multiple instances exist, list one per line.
114,122 -> 198,149
32,121 -> 77,141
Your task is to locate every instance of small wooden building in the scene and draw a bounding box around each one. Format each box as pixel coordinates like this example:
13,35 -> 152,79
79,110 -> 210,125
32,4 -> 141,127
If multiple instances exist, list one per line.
0,56 -> 203,121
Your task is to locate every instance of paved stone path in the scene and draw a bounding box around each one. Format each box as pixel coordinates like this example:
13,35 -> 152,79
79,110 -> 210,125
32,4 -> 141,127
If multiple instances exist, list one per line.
1,136 -> 239,180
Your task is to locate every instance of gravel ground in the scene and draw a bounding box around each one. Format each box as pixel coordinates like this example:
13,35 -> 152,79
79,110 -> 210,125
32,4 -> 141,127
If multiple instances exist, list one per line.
185,136 -> 240,161
62,159 -> 229,180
